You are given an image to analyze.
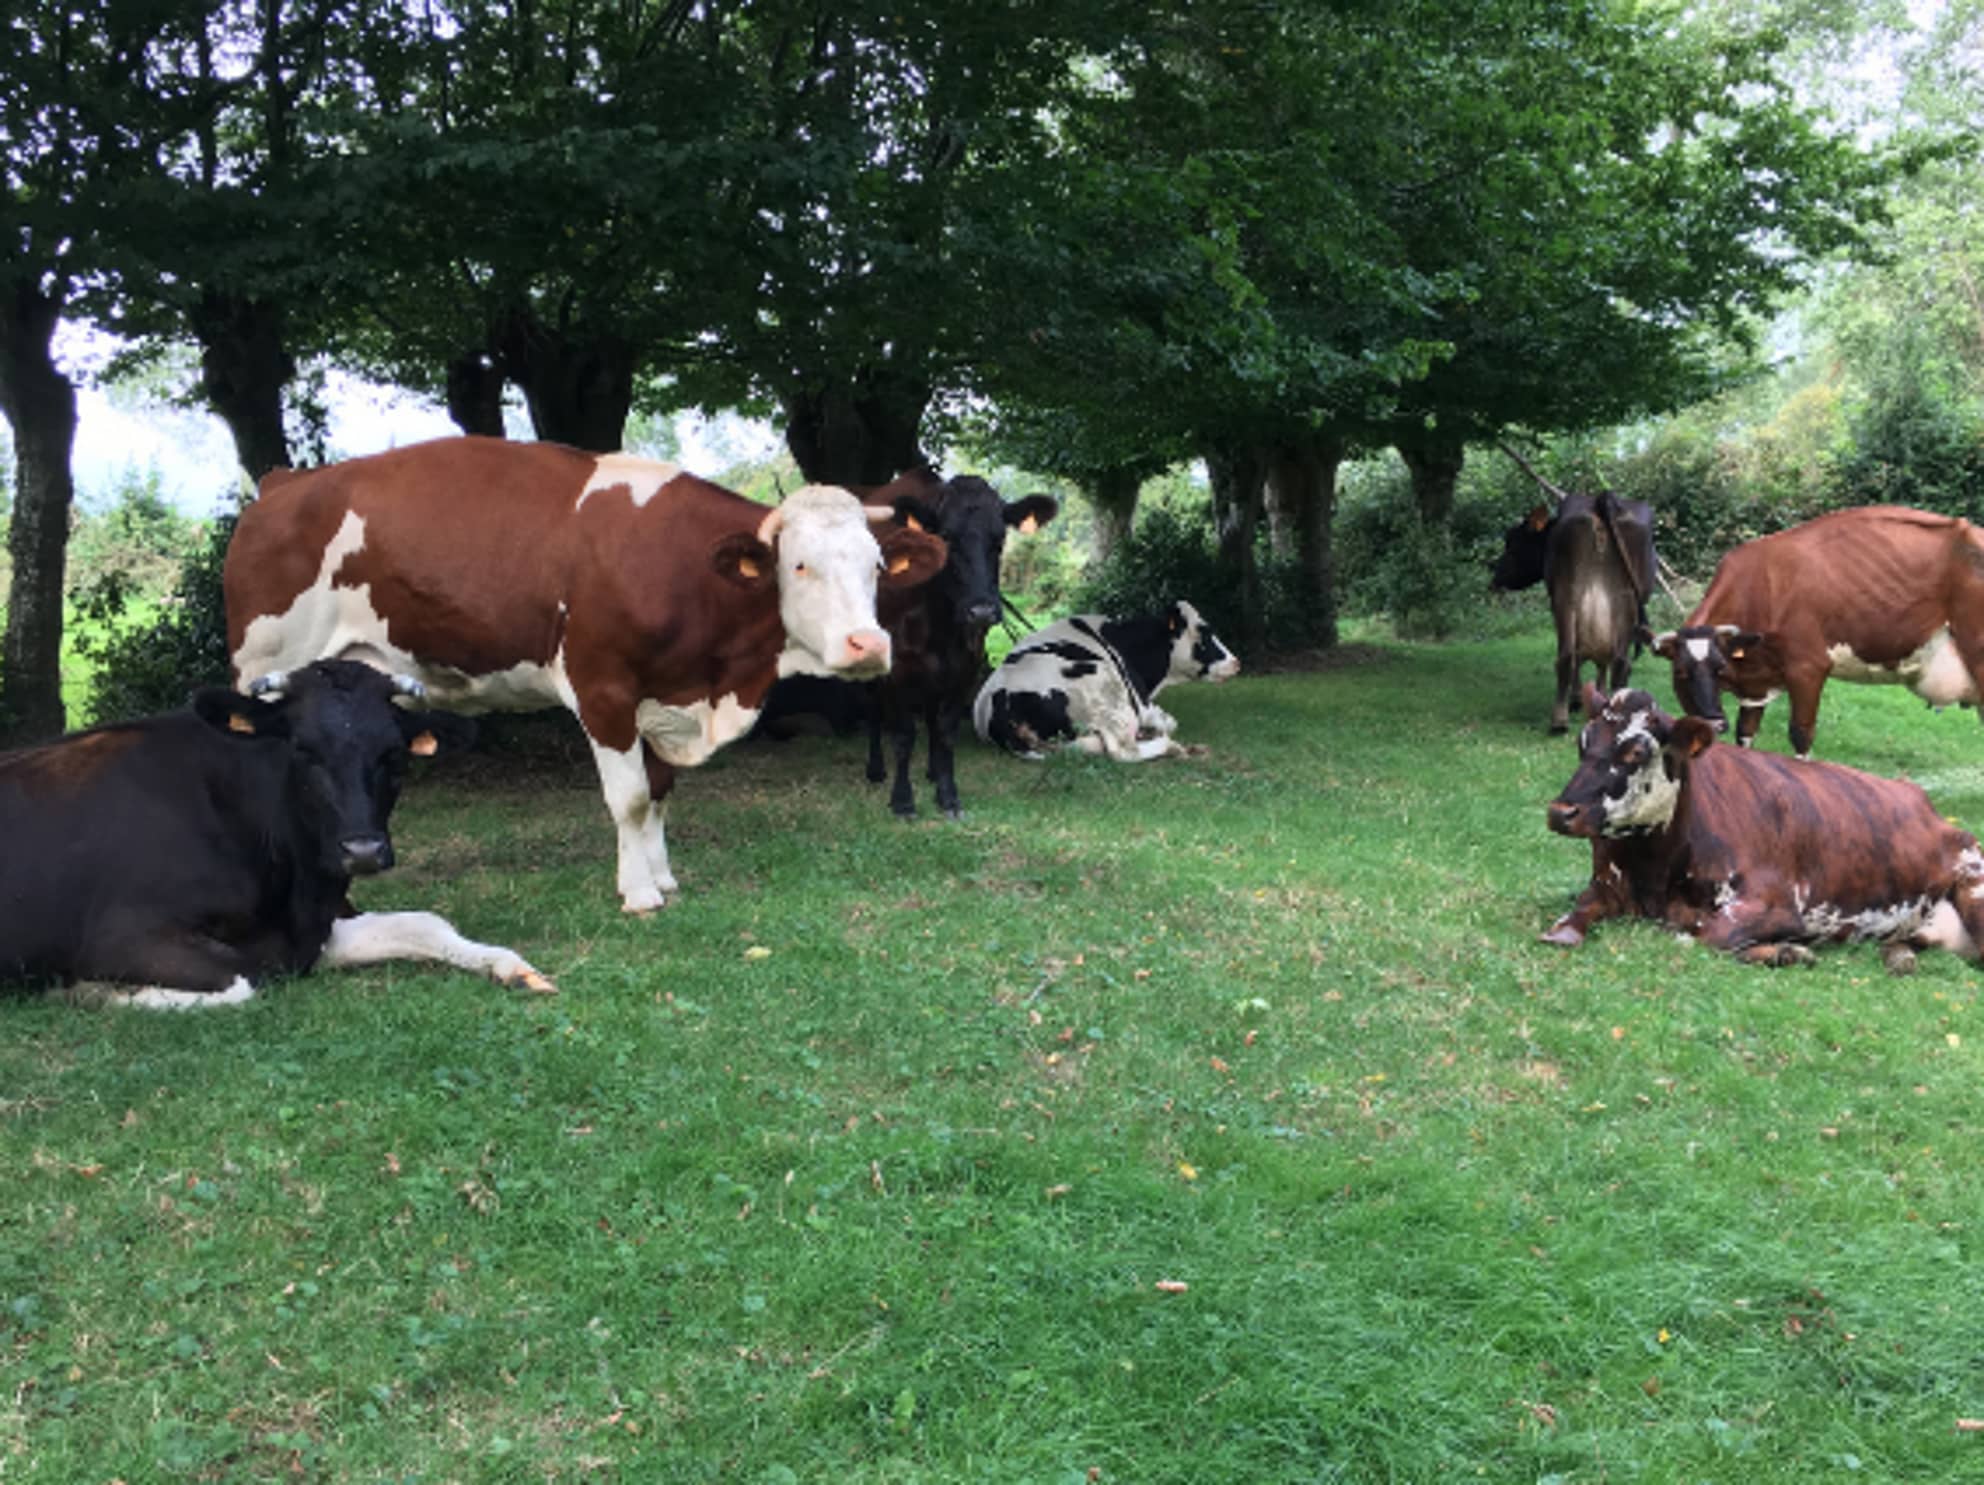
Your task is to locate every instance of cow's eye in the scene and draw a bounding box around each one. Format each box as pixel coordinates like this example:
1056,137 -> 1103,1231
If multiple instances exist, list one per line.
793,562 -> 809,576
1618,740 -> 1650,768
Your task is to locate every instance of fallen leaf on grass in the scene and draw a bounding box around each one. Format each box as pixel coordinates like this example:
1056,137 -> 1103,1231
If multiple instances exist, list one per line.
1044,1183 -> 1072,1199
1957,1418 -> 1984,1432
1177,1161 -> 1198,1181
1154,1279 -> 1189,1294
743,946 -> 772,961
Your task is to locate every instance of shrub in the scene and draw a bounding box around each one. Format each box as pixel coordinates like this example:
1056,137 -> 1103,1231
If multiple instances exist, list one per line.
75,511 -> 236,725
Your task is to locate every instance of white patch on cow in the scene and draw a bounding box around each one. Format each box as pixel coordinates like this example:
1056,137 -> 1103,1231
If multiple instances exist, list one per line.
1958,846 -> 1984,882
635,693 -> 760,767
1826,629 -> 1979,707
1797,895 -> 1935,944
587,732 -> 676,913
1685,637 -> 1712,662
233,511 -> 373,684
1714,878 -> 1739,916
320,911 -> 548,987
1918,900 -> 1978,958
1599,747 -> 1681,833
769,485 -> 893,681
977,621 -> 1171,761
576,452 -> 685,510
105,977 -> 257,1011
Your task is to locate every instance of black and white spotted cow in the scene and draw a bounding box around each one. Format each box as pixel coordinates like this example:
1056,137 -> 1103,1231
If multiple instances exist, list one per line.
972,600 -> 1239,760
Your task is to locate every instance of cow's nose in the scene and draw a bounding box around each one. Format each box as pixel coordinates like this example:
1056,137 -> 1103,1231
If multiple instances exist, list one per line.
839,629 -> 892,673
341,835 -> 395,876
1545,801 -> 1582,836
963,601 -> 999,625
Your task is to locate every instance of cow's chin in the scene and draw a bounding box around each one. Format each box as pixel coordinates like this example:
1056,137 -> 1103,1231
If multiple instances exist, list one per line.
778,644 -> 888,682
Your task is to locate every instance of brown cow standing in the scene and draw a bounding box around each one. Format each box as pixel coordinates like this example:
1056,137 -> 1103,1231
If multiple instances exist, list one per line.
225,436 -> 947,913
1653,506 -> 1984,758
1543,684 -> 1984,969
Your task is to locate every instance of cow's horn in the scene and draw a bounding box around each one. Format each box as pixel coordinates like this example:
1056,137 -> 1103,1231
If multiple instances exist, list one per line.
863,504 -> 897,525
1650,630 -> 1676,650
390,674 -> 427,700
1713,624 -> 1745,639
245,671 -> 290,697
755,503 -> 785,545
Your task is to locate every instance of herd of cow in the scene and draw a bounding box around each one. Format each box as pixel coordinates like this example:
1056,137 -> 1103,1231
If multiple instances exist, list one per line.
5,432 -> 1984,1007
0,436 -> 1240,1006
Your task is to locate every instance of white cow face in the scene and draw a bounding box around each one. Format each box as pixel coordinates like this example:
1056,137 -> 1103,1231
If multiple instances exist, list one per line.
1167,601 -> 1241,685
765,486 -> 947,680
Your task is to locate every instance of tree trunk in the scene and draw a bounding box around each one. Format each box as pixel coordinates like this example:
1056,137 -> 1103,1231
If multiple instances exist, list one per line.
781,368 -> 930,487
1266,435 -> 1342,648
445,350 -> 507,438
0,281 -> 79,744
1205,441 -> 1269,654
1396,428 -> 1466,526
499,310 -> 635,452
1084,466 -> 1142,565
191,290 -> 295,480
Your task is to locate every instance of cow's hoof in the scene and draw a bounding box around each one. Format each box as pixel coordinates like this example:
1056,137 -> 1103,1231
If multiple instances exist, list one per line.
1548,720 -> 1569,735
942,807 -> 963,822
1883,943 -> 1919,977
621,889 -> 666,915
499,963 -> 560,994
1539,921 -> 1584,948
891,805 -> 917,820
1769,943 -> 1817,968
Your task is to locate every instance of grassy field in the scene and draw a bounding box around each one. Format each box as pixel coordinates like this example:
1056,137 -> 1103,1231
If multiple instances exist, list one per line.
6,629 -> 1984,1482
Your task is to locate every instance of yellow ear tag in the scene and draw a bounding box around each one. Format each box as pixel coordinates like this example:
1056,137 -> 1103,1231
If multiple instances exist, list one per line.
408,732 -> 439,757
1729,648 -> 1746,660
227,713 -> 256,735
888,553 -> 911,575
1018,515 -> 1039,535
904,514 -> 925,533
737,555 -> 761,579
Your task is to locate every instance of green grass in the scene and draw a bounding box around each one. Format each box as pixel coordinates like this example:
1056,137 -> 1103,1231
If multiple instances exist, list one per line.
7,631 -> 1984,1482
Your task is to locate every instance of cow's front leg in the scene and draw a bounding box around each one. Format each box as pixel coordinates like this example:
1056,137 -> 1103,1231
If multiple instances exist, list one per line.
74,916 -> 266,1002
1541,855 -> 1633,946
587,733 -> 671,913
887,702 -> 920,817
864,680 -> 888,785
1785,670 -> 1826,759
927,696 -> 963,819
1735,700 -> 1767,748
320,912 -> 556,992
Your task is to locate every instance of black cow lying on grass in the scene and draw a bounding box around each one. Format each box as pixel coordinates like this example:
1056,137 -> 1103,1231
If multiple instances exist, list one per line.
0,660 -> 554,1008
1543,683 -> 1984,971
973,600 -> 1240,761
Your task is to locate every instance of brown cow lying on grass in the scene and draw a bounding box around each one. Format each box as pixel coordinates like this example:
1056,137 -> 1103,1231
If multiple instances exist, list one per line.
1542,683 -> 1984,972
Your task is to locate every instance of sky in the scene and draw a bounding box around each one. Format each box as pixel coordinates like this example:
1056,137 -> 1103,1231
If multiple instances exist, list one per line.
39,324 -> 785,517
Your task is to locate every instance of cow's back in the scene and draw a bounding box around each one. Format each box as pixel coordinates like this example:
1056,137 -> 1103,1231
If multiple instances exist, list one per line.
1697,506 -> 1979,649
1686,743 -> 1973,909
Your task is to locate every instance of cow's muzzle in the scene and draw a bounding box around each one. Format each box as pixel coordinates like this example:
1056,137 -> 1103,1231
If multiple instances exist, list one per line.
834,628 -> 892,677
1545,800 -> 1592,838
341,834 -> 396,876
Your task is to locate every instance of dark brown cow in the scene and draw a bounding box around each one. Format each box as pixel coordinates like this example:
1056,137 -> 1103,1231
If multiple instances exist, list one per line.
1491,490 -> 1657,733
1653,506 -> 1984,758
857,466 -> 1057,817
225,436 -> 947,913
1542,684 -> 1984,969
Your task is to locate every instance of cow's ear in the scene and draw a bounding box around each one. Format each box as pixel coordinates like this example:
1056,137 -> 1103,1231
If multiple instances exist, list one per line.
1667,716 -> 1717,761
192,688 -> 288,741
1725,629 -> 1765,661
710,533 -> 776,591
1649,629 -> 1679,659
1526,504 -> 1551,532
892,496 -> 942,534
1006,494 -> 1059,535
397,709 -> 476,758
879,527 -> 948,588
1580,681 -> 1608,721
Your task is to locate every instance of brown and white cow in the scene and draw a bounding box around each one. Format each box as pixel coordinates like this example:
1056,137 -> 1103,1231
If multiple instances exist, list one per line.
225,436 -> 947,913
1542,683 -> 1984,969
1653,506 -> 1984,758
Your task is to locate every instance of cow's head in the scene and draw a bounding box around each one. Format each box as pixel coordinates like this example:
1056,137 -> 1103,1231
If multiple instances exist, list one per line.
1546,684 -> 1715,839
716,486 -> 948,681
1649,624 -> 1768,731
200,660 -> 474,878
1165,601 -> 1241,685
1490,505 -> 1553,591
895,476 -> 1058,643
